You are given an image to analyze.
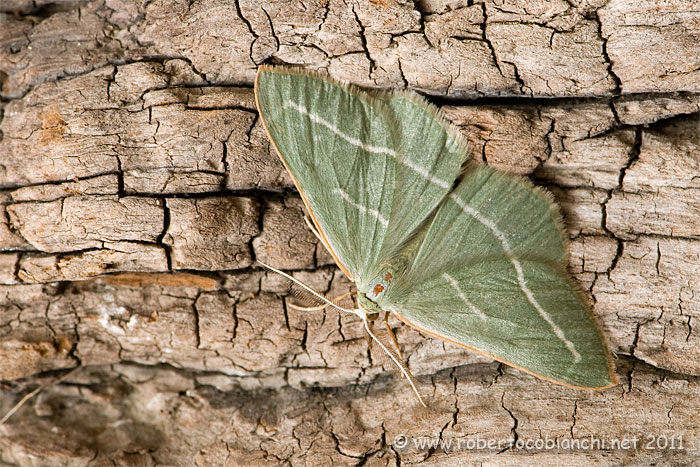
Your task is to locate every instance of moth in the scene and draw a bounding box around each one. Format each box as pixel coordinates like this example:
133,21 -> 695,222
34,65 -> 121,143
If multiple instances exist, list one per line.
254,66 -> 616,404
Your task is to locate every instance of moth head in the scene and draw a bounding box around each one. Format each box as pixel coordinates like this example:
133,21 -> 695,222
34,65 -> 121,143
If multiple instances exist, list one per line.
357,292 -> 383,314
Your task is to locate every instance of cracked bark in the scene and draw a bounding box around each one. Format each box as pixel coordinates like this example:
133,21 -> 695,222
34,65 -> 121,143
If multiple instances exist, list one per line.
1,0 -> 700,465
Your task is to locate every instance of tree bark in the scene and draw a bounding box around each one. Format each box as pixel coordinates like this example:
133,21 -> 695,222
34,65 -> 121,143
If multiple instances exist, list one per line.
1,0 -> 700,464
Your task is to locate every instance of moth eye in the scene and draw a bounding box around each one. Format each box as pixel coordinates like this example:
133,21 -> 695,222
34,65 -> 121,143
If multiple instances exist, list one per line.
373,284 -> 385,295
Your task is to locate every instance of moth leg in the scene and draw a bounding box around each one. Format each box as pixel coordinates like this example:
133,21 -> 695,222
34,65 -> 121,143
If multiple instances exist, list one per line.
384,312 -> 404,361
365,315 -> 376,346
367,313 -> 404,373
360,309 -> 426,407
303,215 -> 323,243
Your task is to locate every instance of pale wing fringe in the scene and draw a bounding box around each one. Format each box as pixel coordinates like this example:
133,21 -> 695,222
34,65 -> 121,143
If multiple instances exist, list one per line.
303,215 -> 323,243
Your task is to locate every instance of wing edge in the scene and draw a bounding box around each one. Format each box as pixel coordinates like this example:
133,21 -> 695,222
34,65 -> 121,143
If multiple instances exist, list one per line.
391,310 -> 618,391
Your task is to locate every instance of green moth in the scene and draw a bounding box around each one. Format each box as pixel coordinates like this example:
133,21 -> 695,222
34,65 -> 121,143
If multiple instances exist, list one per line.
254,66 -> 616,403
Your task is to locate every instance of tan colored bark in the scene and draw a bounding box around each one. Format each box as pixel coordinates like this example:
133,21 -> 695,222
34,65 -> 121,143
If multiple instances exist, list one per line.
1,0 -> 700,465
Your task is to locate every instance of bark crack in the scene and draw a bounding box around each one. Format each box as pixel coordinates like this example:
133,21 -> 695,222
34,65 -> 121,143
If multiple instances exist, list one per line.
234,0 -> 259,66
480,4 -> 505,80
498,390 -> 519,453
352,6 -> 376,82
570,400 -> 578,438
595,11 -> 623,96
156,198 -> 172,270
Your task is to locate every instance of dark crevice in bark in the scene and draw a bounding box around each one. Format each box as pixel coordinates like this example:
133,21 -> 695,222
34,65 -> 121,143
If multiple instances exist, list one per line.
596,11 -> 623,96
260,6 -> 279,63
616,127 -> 643,190
115,157 -> 125,199
192,291 -> 202,348
351,6 -> 376,80
570,400 -> 579,439
156,199 -> 172,271
0,105 -> 5,143
2,1 -> 90,19
498,390 -> 519,453
479,3 -> 506,81
247,195 -> 267,265
11,252 -> 23,283
233,0 -> 258,65
412,0 -> 430,45
1,56 -> 248,102
0,172 -> 122,195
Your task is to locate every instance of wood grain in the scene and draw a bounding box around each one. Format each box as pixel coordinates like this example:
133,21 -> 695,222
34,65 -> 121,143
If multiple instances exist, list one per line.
1,0 -> 700,464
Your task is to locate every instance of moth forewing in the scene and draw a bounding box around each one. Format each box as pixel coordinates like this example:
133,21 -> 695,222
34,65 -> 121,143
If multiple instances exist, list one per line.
254,66 -> 466,289
254,71 -> 355,281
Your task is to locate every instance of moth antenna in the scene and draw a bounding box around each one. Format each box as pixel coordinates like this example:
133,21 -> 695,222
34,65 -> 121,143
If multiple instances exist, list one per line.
287,282 -> 328,309
384,312 -> 404,361
331,291 -> 355,310
260,261 -> 424,404
360,309 -> 426,407
288,302 -> 329,312
286,289 -> 355,314
258,261 -> 353,314
367,320 -> 404,377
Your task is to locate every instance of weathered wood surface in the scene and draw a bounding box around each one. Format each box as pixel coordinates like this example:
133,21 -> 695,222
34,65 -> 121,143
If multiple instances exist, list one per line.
1,0 -> 700,465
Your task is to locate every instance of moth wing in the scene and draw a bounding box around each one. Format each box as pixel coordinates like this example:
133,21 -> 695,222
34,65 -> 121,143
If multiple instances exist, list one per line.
389,165 -> 569,286
255,67 -> 466,286
388,258 -> 615,388
380,166 -> 615,388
